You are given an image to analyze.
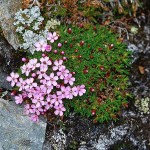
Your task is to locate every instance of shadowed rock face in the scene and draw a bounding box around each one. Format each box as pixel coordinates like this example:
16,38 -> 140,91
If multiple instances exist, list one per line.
0,0 -> 22,89
0,0 -> 21,50
0,35 -> 23,89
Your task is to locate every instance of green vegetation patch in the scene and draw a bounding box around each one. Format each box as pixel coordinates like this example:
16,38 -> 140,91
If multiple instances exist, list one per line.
28,25 -> 132,123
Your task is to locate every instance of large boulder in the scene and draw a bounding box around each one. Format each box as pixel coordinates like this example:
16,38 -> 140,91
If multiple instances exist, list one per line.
0,0 -> 21,50
0,98 -> 46,150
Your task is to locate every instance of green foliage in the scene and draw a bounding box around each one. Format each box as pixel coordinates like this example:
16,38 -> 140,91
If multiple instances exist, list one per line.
28,25 -> 132,123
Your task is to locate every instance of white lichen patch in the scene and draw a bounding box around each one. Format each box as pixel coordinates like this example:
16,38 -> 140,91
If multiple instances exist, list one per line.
51,129 -> 66,150
135,97 -> 150,114
130,26 -> 138,34
45,19 -> 60,30
13,5 -> 61,54
93,125 -> 129,150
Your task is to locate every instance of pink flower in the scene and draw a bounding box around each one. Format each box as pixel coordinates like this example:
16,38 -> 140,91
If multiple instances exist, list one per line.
24,78 -> 37,89
45,96 -> 53,110
47,32 -> 58,43
39,107 -> 47,115
15,94 -> 23,104
45,45 -> 52,52
37,70 -> 47,79
40,63 -> 48,72
57,66 -> 69,80
52,60 -> 64,71
44,73 -> 58,86
16,78 -> 26,91
65,86 -> 74,99
24,104 -> 32,115
21,64 -> 31,76
51,94 -> 63,106
22,92 -> 28,98
7,72 -> 19,87
34,39 -> 47,52
57,86 -> 67,99
28,58 -> 40,70
40,56 -> 52,66
72,86 -> 78,97
26,88 -> 35,98
77,85 -> 86,96
32,97 -> 45,108
36,107 -> 44,115
64,73 -> 75,85
54,104 -> 66,116
30,114 -> 39,122
40,84 -> 53,94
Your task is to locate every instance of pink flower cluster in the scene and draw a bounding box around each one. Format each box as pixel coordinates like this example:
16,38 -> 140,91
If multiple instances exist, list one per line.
34,32 -> 58,52
7,57 -> 86,122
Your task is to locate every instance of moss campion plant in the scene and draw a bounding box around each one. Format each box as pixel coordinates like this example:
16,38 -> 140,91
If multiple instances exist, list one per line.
27,25 -> 132,123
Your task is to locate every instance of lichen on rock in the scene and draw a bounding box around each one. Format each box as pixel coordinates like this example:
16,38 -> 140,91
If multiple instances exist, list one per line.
0,0 -> 21,50
135,97 -> 150,114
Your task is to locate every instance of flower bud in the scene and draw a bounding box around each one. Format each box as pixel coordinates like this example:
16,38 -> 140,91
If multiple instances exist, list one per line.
45,45 -> 52,52
54,50 -> 58,54
80,41 -> 84,46
68,28 -> 72,34
32,73 -> 36,77
58,43 -> 62,48
22,57 -> 27,62
60,51 -> 65,55
63,57 -> 67,61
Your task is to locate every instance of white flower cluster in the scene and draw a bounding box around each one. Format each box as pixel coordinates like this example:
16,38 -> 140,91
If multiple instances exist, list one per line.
45,19 -> 60,30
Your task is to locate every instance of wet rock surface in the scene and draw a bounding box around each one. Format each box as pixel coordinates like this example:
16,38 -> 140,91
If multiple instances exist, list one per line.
0,0 -> 21,50
0,98 -> 46,150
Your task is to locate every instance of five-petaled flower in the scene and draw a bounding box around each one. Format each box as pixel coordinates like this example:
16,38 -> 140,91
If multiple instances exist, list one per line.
6,72 -> 19,87
47,32 -> 58,43
53,60 -> 64,71
34,39 -> 47,52
64,73 -> 75,86
54,104 -> 66,116
15,94 -> 23,104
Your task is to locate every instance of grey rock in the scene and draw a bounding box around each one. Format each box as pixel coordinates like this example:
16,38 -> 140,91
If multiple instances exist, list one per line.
0,98 -> 46,150
0,0 -> 21,50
